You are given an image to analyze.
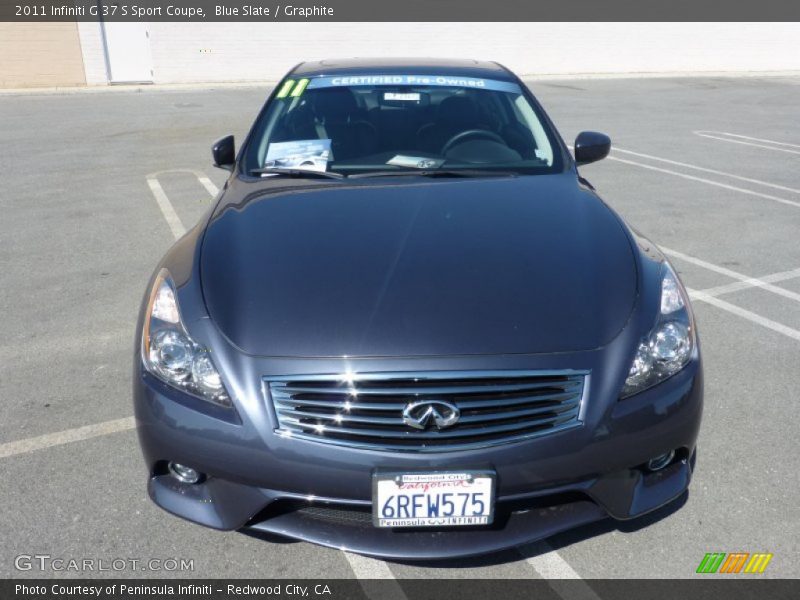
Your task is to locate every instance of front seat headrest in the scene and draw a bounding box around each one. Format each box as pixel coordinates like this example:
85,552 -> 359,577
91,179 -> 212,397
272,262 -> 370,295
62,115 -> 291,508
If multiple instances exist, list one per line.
437,96 -> 479,129
312,88 -> 358,122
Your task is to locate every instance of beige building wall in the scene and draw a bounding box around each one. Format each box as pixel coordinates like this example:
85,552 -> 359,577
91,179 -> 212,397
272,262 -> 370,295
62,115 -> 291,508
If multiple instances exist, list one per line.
0,22 -> 86,88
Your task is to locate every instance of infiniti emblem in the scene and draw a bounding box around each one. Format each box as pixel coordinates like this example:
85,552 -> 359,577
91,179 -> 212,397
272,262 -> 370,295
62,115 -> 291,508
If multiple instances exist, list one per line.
402,400 -> 461,430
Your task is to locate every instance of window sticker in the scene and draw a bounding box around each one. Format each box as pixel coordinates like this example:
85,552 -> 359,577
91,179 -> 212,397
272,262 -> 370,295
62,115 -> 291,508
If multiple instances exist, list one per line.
275,78 -> 310,99
387,155 -> 445,169
275,79 -> 295,99
384,92 -> 421,102
290,78 -> 310,97
265,139 -> 332,173
307,75 -> 522,94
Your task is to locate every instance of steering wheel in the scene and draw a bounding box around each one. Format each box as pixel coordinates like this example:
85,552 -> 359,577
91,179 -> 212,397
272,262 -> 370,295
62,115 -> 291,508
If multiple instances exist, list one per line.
441,129 -> 506,155
416,122 -> 436,139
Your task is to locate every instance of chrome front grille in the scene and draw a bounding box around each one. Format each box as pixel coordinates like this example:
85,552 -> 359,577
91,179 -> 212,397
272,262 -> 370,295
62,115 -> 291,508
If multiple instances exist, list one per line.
266,370 -> 587,452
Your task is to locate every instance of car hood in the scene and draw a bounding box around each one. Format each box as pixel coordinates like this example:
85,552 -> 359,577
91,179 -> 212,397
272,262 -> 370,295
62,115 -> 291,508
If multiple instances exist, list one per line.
200,175 -> 637,357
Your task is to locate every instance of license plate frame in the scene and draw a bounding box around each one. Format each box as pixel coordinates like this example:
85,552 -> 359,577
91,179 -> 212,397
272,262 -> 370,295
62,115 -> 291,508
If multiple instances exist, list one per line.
372,470 -> 496,528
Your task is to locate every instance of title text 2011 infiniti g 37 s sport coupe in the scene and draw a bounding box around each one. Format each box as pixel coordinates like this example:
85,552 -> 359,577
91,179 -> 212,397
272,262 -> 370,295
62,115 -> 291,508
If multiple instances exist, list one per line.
133,58 -> 703,559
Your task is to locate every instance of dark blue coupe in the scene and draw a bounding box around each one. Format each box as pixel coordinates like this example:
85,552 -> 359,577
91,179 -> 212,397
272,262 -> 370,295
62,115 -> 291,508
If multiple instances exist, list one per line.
133,58 -> 703,559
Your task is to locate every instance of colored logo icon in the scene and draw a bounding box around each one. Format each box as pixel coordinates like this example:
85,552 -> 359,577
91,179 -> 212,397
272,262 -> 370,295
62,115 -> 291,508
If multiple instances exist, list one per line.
696,552 -> 773,574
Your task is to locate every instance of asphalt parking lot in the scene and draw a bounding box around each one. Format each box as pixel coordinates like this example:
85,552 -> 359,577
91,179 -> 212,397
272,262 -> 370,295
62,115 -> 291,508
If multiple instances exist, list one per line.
1,74 -> 799,586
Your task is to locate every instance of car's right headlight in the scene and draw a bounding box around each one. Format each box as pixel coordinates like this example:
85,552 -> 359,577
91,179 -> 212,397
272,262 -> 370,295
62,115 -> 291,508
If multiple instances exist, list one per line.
141,269 -> 232,407
621,262 -> 695,398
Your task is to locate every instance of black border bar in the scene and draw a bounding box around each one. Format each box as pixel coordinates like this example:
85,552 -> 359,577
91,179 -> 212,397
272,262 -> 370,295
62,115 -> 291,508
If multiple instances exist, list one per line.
3,579 -> 799,600
2,0 -> 800,22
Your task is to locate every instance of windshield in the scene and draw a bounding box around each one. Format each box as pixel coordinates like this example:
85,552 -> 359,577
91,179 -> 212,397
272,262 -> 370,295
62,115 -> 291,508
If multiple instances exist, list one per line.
242,74 -> 564,177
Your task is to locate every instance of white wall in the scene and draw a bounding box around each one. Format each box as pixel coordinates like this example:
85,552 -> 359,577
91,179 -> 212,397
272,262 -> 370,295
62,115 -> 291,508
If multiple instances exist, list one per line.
80,22 -> 800,85
77,21 -> 109,85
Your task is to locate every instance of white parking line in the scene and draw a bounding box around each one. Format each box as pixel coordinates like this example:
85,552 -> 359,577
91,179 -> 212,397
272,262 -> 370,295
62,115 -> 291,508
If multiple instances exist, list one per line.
147,176 -> 186,239
146,168 -> 221,240
704,132 -> 800,149
694,131 -> 800,155
0,174 -> 203,459
197,174 -> 220,197
662,244 -> 800,344
663,247 -> 800,304
689,289 -> 800,342
612,147 -> 800,195
518,541 -> 601,599
0,417 -> 136,459
606,156 -> 800,210
343,553 -> 407,599
694,266 -> 800,298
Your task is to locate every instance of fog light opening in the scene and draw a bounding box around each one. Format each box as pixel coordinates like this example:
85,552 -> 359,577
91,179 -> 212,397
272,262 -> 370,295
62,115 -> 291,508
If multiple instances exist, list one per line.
647,450 -> 676,472
167,462 -> 203,484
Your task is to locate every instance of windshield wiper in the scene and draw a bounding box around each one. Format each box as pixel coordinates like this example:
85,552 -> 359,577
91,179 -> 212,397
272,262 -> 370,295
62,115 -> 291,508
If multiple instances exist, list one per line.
251,167 -> 345,179
349,169 -> 518,179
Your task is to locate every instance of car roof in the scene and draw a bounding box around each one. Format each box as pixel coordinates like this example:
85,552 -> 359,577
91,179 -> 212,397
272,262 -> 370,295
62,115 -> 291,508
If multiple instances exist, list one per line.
290,58 -> 517,82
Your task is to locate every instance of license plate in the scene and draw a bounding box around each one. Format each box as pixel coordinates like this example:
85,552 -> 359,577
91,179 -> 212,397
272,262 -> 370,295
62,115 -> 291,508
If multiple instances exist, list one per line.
372,471 -> 495,528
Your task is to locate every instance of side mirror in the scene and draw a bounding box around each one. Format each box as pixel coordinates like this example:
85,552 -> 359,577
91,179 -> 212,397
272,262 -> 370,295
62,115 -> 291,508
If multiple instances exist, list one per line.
574,131 -> 611,166
212,135 -> 235,171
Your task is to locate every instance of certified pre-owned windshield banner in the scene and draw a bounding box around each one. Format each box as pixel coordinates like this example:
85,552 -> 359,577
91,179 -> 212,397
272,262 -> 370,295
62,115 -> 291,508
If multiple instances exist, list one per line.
1,0 -> 798,21
306,75 -> 522,94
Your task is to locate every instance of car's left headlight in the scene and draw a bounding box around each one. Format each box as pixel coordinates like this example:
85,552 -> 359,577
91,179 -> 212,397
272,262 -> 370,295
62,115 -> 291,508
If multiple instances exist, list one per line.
141,269 -> 231,407
621,262 -> 695,398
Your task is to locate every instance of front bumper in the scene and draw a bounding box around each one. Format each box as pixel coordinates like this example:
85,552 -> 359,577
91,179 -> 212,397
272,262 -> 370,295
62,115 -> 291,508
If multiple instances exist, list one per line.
134,348 -> 703,559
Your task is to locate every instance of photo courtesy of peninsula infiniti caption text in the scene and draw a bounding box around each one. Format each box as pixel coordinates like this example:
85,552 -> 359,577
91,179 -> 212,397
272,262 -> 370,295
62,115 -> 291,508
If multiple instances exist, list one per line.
133,58 -> 703,559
